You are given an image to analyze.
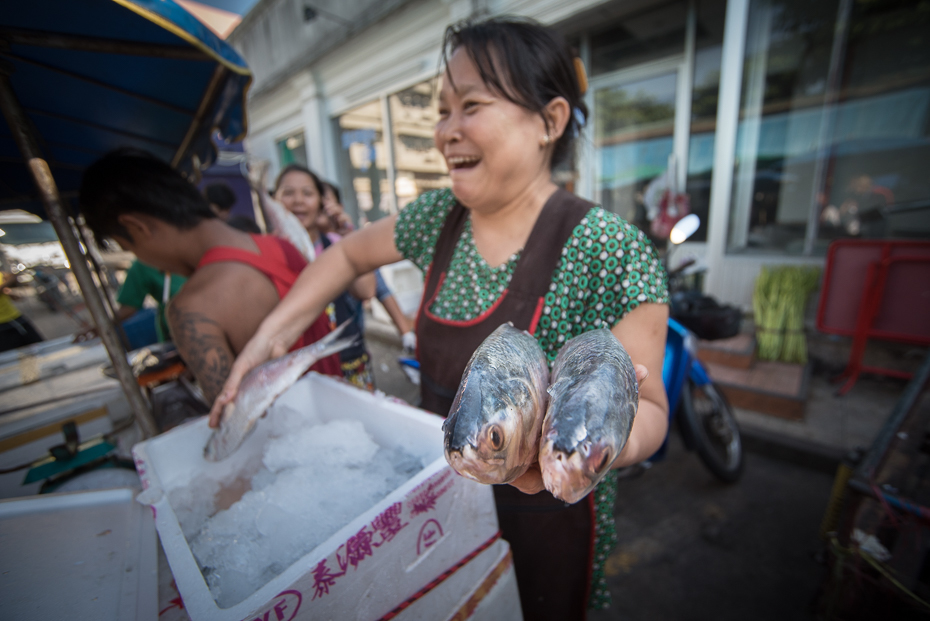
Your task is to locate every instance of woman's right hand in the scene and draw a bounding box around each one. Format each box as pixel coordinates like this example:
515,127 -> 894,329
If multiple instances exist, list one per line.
207,334 -> 290,427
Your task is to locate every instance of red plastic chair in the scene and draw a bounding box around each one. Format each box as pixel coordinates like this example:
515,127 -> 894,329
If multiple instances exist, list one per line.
817,240 -> 930,395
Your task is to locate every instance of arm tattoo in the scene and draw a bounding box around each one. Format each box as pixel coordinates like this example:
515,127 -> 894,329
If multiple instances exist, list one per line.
168,305 -> 233,405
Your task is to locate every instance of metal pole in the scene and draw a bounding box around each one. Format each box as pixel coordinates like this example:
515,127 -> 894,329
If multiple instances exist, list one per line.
0,71 -> 158,438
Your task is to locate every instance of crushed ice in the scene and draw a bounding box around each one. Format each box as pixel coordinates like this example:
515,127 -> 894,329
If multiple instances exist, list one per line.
171,405 -> 424,609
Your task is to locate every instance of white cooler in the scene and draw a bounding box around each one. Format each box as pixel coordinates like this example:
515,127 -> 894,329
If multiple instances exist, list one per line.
133,373 -> 522,621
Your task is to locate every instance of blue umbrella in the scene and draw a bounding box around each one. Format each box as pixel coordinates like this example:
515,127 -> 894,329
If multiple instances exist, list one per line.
1,0 -> 251,215
0,0 -> 253,436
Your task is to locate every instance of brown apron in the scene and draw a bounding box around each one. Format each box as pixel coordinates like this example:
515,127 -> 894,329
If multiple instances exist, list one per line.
416,188 -> 596,621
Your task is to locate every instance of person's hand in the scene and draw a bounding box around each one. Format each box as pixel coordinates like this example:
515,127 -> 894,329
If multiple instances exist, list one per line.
73,326 -> 100,343
207,335 -> 287,427
509,462 -> 546,495
634,364 -> 648,387
401,331 -> 417,353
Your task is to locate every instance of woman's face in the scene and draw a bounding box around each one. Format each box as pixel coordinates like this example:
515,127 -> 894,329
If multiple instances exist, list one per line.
435,48 -> 550,211
275,171 -> 321,232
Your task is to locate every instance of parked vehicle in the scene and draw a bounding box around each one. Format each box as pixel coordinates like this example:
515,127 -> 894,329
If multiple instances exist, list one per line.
0,210 -> 68,271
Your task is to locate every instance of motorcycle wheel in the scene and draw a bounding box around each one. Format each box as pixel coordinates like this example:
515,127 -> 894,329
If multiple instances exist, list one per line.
679,379 -> 744,482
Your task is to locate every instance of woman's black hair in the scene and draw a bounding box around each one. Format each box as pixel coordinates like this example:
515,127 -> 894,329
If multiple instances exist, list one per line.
441,16 -> 587,168
273,164 -> 325,197
79,149 -> 216,243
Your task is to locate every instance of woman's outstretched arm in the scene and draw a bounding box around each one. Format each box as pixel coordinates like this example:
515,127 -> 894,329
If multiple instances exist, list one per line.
208,215 -> 402,426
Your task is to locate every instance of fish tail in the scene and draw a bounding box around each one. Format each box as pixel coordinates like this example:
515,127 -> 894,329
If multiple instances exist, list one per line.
314,334 -> 360,360
317,318 -> 354,345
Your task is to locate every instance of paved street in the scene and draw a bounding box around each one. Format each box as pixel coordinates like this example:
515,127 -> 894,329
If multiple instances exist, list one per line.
24,300 -> 839,621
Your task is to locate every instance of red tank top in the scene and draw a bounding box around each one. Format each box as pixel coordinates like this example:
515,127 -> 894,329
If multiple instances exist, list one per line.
196,234 -> 343,377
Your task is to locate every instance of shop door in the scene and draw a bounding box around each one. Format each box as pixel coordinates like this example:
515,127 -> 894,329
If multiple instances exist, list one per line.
591,58 -> 691,236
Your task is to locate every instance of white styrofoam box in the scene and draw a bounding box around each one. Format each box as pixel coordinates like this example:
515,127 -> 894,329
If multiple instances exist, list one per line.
455,546 -> 522,621
0,487 -> 158,620
392,538 -> 522,621
133,373 -> 499,621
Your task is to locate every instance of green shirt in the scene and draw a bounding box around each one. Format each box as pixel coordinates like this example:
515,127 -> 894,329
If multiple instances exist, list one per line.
395,188 -> 668,609
117,260 -> 187,342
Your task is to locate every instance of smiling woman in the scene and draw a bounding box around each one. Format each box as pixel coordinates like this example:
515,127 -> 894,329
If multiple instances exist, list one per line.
212,16 -> 669,619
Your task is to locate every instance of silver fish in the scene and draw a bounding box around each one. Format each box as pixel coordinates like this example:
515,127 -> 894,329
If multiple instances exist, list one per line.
204,322 -> 356,462
539,329 -> 638,504
442,323 -> 549,485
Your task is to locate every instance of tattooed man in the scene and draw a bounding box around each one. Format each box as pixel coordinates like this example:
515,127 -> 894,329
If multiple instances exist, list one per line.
79,150 -> 353,404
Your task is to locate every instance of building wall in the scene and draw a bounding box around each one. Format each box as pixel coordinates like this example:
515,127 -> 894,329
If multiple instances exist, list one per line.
233,0 -> 930,312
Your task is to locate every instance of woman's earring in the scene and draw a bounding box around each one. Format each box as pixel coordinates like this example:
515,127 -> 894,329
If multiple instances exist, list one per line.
541,134 -> 551,147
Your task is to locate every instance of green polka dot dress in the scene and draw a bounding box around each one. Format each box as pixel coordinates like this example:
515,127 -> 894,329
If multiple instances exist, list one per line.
395,188 -> 669,610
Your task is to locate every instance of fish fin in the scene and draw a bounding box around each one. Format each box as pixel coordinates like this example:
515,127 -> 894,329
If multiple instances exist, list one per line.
313,334 -> 359,360
315,319 -> 354,346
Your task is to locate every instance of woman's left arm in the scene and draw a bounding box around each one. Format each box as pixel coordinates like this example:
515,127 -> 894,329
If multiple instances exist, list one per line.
610,302 -> 670,468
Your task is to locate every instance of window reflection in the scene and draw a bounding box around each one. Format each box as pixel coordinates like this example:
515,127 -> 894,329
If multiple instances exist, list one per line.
334,100 -> 389,225
276,131 -> 308,168
729,0 -> 930,255
388,79 -> 450,210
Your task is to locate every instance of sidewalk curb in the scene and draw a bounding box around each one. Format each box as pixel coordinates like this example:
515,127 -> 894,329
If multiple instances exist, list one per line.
740,425 -> 844,475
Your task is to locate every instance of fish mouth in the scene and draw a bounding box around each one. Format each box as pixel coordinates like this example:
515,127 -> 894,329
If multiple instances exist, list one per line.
538,438 -> 615,504
444,446 -> 524,485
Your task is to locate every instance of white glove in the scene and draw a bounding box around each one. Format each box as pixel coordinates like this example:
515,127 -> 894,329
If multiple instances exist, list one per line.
402,331 -> 417,352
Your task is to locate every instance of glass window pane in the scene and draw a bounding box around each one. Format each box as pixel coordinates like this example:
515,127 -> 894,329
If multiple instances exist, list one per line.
334,100 -> 390,225
684,0 -> 727,242
276,131 -> 308,168
728,0 -> 930,255
388,79 -> 450,210
819,0 -> 930,242
594,71 -> 678,234
590,2 -> 687,75
728,0 -> 841,254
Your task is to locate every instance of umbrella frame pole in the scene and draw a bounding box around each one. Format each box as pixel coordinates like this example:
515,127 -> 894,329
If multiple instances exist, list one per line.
0,72 -> 158,438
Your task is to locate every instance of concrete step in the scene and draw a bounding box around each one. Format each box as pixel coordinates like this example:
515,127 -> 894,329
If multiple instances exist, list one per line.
706,359 -> 811,421
697,333 -> 756,369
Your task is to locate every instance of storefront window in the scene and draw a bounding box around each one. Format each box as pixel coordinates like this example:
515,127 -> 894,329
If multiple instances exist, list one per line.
276,131 -> 308,168
589,2 -> 687,76
388,79 -> 450,210
334,100 -> 390,225
594,70 -> 679,230
728,0 -> 930,255
684,0 -> 727,242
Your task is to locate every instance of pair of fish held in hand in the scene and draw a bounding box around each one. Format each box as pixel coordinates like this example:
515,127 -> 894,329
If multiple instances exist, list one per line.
442,323 -> 639,504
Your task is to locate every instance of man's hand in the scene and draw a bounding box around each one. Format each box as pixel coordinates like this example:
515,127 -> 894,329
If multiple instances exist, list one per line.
207,333 -> 289,427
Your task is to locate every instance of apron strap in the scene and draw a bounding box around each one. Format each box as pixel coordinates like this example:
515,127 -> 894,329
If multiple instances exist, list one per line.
420,202 -> 469,306
508,188 -> 592,299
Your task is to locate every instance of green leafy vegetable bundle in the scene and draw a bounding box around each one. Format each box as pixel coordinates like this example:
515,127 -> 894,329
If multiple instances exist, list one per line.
753,266 -> 821,364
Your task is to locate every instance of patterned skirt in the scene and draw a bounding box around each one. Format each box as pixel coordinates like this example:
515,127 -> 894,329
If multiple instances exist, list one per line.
340,352 -> 374,392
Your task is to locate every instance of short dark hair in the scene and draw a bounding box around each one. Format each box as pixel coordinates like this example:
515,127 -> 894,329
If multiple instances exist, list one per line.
80,150 -> 215,243
321,181 -> 341,204
273,164 -> 325,196
204,182 -> 236,212
442,17 -> 587,168
227,215 -> 262,234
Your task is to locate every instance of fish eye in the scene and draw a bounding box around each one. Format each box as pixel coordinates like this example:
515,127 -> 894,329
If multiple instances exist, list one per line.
488,426 -> 503,451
